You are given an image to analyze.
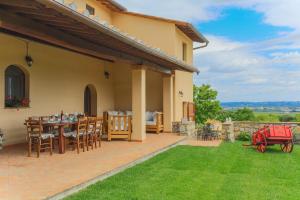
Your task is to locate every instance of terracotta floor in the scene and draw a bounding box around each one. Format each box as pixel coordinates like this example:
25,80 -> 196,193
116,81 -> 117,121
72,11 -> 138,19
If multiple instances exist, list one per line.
0,133 -> 185,200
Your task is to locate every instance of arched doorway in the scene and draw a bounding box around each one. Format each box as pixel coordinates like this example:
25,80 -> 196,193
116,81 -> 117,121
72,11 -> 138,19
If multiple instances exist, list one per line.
84,85 -> 97,116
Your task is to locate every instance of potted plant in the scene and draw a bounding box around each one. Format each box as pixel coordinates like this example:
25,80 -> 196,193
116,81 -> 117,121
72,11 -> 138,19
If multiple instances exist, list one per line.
5,96 -> 30,108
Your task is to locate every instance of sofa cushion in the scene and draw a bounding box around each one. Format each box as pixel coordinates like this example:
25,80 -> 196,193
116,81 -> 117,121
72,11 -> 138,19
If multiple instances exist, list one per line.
108,111 -> 118,116
146,121 -> 156,126
146,112 -> 154,121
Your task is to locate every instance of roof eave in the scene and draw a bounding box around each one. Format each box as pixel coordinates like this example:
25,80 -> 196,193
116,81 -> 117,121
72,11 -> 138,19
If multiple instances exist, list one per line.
42,0 -> 199,73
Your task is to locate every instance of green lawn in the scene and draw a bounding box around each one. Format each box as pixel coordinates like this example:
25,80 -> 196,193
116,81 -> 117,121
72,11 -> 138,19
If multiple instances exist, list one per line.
65,142 -> 300,200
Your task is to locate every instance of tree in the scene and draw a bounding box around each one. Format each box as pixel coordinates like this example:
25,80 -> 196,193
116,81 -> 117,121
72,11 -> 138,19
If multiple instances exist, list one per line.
232,108 -> 255,121
216,110 -> 234,122
193,84 -> 222,124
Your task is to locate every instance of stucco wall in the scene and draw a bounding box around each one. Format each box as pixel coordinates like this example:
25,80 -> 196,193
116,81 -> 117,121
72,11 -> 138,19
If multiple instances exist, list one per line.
0,33 -> 115,145
173,70 -> 194,122
113,63 -> 163,112
112,13 -> 177,57
174,27 -> 194,65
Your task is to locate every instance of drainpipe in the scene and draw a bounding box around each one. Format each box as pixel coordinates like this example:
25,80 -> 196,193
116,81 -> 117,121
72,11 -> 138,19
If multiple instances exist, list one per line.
193,41 -> 209,50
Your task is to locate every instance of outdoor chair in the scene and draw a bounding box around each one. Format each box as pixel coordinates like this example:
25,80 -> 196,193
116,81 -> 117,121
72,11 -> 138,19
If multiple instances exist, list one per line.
86,117 -> 97,151
64,117 -> 87,154
94,117 -> 103,148
25,119 -> 54,158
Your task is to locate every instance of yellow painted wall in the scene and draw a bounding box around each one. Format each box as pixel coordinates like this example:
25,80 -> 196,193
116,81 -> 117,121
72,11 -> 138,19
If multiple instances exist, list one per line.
173,70 -> 194,121
112,13 -> 177,56
113,61 -> 132,111
174,27 -> 194,65
113,63 -> 163,112
0,33 -> 115,145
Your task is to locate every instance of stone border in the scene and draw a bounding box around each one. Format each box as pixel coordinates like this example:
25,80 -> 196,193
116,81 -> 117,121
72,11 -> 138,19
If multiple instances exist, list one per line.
45,136 -> 187,200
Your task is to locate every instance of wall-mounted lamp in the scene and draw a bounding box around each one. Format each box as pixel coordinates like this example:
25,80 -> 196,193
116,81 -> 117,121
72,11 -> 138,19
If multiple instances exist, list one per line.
179,91 -> 184,97
25,42 -> 33,67
104,71 -> 110,79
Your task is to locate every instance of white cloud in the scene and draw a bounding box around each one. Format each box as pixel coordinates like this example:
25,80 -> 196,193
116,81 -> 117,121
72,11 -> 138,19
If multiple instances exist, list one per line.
194,35 -> 300,101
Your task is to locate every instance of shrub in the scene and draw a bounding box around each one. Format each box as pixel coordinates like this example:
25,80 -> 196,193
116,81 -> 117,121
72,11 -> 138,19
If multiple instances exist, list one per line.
279,115 -> 296,122
236,131 -> 251,141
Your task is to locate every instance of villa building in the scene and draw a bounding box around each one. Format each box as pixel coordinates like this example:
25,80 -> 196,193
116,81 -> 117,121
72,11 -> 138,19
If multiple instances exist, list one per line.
0,0 -> 208,146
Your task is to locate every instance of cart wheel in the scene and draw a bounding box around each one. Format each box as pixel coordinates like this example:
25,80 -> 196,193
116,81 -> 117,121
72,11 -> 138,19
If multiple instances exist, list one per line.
256,134 -> 267,153
280,141 -> 294,153
257,144 -> 266,153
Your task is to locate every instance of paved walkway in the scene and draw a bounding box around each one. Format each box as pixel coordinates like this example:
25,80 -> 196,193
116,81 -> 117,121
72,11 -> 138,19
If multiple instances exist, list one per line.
0,133 -> 185,200
182,138 -> 222,147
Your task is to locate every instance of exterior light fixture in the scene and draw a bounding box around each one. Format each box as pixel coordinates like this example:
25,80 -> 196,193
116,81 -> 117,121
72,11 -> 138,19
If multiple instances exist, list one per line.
179,91 -> 184,97
25,42 -> 33,67
104,71 -> 110,79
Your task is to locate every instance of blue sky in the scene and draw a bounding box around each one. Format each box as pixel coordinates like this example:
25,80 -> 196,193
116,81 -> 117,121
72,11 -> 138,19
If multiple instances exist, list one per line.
119,0 -> 300,102
198,8 -> 292,42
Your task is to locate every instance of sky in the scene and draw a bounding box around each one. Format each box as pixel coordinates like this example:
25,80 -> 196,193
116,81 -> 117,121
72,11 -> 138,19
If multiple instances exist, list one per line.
118,0 -> 300,102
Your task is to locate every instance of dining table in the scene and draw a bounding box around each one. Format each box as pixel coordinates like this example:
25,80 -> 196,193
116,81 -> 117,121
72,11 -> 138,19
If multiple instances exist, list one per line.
43,120 -> 78,154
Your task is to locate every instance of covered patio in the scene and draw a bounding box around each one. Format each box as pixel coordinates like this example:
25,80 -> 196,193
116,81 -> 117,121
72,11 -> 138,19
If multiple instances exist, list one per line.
0,0 -> 197,146
0,133 -> 185,200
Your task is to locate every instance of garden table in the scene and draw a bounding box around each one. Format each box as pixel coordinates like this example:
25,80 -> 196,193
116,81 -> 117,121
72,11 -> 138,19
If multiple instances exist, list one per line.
43,121 -> 78,154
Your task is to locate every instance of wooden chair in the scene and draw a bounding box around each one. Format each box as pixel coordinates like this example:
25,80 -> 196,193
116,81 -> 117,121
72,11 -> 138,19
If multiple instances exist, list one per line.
108,115 -> 132,141
64,117 -> 87,154
146,112 -> 164,134
25,119 -> 54,158
86,117 -> 96,151
94,117 -> 103,148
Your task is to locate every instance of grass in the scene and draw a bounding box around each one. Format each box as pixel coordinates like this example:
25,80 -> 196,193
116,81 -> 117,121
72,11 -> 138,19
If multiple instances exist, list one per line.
65,142 -> 300,200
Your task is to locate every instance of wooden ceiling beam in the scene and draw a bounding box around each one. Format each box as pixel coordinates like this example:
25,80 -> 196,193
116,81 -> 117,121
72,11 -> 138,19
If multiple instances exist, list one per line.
0,0 -> 37,9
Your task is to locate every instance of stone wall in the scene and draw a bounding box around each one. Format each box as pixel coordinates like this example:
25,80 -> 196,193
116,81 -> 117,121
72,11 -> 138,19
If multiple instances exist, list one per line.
172,121 -> 195,136
222,121 -> 300,137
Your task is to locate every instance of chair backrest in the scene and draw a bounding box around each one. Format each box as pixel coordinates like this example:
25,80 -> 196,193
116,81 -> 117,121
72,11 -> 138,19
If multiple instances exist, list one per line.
87,117 -> 97,134
77,117 -> 87,136
40,116 -> 50,121
95,117 -> 103,134
25,119 -> 43,137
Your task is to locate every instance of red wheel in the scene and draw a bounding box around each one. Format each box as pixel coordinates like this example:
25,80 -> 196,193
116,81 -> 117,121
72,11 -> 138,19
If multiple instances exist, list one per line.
257,143 -> 266,153
256,133 -> 267,153
280,141 -> 294,153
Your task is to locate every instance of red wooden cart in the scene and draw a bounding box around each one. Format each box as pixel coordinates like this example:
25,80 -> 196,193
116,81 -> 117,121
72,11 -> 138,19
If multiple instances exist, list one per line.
251,125 -> 294,153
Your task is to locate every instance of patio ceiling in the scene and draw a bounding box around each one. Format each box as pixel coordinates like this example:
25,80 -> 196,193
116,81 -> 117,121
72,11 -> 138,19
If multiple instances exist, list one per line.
0,0 -> 200,74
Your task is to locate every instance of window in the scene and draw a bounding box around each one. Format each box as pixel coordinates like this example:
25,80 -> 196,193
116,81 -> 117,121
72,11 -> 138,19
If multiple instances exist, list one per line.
86,4 -> 95,15
182,43 -> 187,62
5,65 -> 29,108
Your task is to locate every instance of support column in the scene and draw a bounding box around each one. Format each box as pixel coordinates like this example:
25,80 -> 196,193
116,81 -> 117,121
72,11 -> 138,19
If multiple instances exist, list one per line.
163,75 -> 174,132
131,67 -> 146,141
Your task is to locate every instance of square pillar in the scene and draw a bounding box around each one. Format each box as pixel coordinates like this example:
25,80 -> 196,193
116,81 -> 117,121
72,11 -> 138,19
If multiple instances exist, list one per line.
132,67 -> 146,141
163,75 -> 174,132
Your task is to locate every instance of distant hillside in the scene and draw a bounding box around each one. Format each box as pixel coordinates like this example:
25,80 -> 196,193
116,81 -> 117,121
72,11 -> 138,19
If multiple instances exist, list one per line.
221,101 -> 300,108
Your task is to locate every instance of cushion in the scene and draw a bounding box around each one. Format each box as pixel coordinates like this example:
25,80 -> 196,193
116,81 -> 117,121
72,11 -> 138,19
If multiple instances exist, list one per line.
108,111 -> 118,116
31,133 -> 54,140
146,121 -> 156,126
146,112 -> 154,121
63,131 -> 84,138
